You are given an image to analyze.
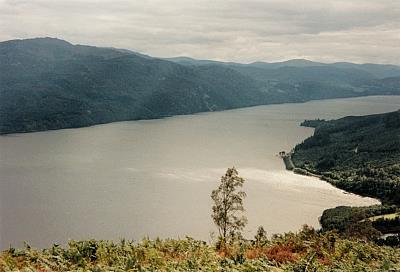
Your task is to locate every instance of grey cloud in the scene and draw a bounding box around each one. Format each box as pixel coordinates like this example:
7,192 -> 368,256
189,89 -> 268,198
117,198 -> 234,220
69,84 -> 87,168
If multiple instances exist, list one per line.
0,0 -> 399,64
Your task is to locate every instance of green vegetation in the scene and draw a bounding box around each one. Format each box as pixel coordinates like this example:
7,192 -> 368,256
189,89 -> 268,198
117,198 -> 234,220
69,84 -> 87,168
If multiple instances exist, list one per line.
320,205 -> 399,237
1,38 -> 400,134
292,110 -> 400,204
2,227 -> 400,271
291,110 -> 400,245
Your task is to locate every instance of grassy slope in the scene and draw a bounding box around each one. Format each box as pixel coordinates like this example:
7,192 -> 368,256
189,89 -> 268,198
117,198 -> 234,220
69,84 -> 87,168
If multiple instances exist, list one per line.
369,213 -> 400,222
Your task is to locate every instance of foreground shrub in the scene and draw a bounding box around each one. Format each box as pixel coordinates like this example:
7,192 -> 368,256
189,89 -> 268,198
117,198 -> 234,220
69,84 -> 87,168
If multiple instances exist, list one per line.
1,227 -> 399,271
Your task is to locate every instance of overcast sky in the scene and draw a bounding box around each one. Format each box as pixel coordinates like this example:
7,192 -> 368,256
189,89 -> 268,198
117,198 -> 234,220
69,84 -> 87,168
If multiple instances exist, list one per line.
1,0 -> 399,64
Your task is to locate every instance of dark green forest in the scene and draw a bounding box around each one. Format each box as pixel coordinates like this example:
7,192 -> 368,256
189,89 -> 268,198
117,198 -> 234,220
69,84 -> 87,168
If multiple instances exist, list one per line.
291,110 -> 400,244
292,110 -> 400,204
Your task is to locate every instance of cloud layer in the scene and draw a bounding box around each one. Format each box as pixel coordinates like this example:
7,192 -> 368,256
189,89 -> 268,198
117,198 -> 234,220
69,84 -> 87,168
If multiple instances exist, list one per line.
1,0 -> 399,64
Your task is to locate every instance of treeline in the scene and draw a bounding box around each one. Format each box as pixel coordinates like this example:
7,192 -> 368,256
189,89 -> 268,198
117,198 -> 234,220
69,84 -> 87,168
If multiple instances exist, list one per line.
374,217 -> 400,234
320,205 -> 397,233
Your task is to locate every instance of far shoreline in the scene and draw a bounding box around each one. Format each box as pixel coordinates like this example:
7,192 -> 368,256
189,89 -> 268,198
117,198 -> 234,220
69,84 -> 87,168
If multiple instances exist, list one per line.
2,95 -> 400,136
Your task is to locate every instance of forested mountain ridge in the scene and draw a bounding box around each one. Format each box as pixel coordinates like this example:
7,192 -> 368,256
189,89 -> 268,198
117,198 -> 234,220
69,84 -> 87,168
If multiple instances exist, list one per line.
1,37 -> 400,134
292,110 -> 400,204
0,38 -> 269,133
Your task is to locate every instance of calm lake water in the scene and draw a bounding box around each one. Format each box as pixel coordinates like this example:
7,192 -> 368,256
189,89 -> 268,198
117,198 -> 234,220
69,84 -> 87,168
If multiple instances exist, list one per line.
1,96 -> 399,249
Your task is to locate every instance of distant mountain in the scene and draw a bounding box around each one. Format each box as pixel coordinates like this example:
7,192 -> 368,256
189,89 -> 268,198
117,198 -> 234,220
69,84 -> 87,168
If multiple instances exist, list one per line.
168,56 -> 400,79
167,56 -> 400,95
250,59 -> 325,69
163,56 -> 233,66
0,38 -> 399,134
231,65 -> 374,84
330,62 -> 400,78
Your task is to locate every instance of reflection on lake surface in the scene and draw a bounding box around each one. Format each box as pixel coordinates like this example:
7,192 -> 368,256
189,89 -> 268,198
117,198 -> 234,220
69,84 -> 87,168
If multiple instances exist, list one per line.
2,96 -> 399,248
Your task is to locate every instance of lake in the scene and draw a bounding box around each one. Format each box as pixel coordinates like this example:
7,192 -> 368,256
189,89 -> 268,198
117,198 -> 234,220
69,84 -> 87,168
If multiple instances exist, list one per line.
1,96 -> 399,249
